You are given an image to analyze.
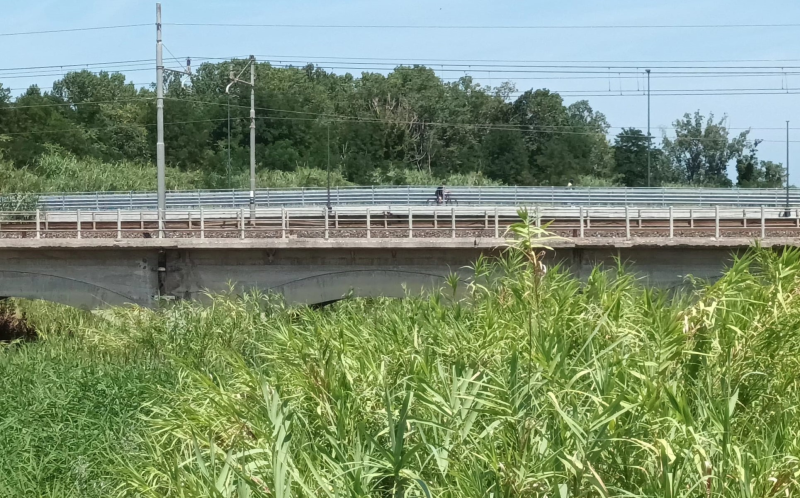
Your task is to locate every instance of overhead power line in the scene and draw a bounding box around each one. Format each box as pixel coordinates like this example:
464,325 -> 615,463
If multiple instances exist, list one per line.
0,24 -> 150,37
165,22 -> 800,30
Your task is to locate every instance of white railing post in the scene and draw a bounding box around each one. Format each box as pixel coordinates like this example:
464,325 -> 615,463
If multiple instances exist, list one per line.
92,211 -> 96,231
334,210 -> 339,229
451,207 -> 456,238
281,208 -> 286,239
689,209 -> 694,228
158,209 -> 163,239
535,207 -> 541,238
761,205 -> 766,239
484,211 -> 489,230
715,205 -> 720,238
625,206 -> 630,239
669,206 -> 674,238
117,209 -> 122,239
187,210 -> 192,235
366,208 -> 371,239
286,210 -> 290,237
408,208 -> 413,238
240,208 -> 245,239
743,209 -> 747,228
494,207 -> 499,238
434,210 -> 438,229
324,208 -> 329,240
200,207 -> 205,239
579,206 -> 584,238
76,209 -> 82,239
36,209 -> 42,239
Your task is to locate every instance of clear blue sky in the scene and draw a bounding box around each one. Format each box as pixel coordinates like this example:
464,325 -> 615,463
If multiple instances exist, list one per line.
3,0 -> 800,183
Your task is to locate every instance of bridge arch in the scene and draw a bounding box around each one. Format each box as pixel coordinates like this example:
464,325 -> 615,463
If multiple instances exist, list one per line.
0,270 -> 146,310
263,269 -> 463,306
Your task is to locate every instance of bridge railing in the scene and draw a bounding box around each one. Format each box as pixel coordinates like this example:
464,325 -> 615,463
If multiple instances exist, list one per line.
6,185 -> 800,211
0,205 -> 798,241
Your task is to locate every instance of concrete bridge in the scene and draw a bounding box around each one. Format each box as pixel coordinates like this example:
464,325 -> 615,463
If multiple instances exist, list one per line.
0,237 -> 787,309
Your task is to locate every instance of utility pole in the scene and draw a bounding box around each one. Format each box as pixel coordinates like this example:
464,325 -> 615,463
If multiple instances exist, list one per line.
156,4 -> 165,216
327,123 -> 332,210
787,120 -> 791,217
227,56 -> 257,224
249,55 -> 256,224
646,69 -> 651,188
155,4 -> 191,223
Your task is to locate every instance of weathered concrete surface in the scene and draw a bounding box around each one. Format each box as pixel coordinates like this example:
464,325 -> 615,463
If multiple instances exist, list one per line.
0,237 -> 786,308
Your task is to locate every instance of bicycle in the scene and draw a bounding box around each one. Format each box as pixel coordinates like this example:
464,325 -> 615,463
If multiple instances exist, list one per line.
426,191 -> 458,206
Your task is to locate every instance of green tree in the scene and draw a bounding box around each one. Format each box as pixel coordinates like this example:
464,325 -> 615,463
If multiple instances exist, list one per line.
480,128 -> 528,183
613,128 -> 649,186
662,111 -> 749,186
736,141 -> 785,187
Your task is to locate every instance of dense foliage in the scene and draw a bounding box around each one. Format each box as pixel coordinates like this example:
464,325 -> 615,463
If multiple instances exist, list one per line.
2,241 -> 800,497
0,63 -> 786,190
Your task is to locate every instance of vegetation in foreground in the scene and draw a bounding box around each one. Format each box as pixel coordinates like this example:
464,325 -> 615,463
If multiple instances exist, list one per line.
1,236 -> 800,496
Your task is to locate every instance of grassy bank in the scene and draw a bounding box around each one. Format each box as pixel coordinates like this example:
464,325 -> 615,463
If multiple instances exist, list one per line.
1,243 -> 799,497
0,153 -> 501,195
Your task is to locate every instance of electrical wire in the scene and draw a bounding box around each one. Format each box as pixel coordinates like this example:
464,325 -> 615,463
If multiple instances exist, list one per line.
0,24 -> 150,37
164,22 -> 800,30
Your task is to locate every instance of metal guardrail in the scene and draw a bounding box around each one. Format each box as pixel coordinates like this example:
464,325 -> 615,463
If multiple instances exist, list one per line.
5,186 -> 800,212
1,205 -> 799,240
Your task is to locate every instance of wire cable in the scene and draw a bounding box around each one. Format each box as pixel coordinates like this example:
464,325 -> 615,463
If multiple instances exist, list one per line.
165,22 -> 800,30
0,24 -> 150,37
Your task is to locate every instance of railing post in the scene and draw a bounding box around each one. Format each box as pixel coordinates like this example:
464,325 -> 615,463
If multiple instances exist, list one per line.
484,211 -> 489,230
761,205 -> 766,239
715,205 -> 720,238
200,207 -> 205,239
535,206 -> 541,238
743,209 -> 747,228
579,206 -> 584,238
335,210 -> 339,229
434,210 -> 438,229
494,207 -> 499,238
281,208 -> 286,239
117,209 -> 122,239
76,209 -> 82,239
451,207 -> 456,238
92,211 -> 96,231
35,209 -> 40,239
324,208 -> 329,240
669,206 -> 674,238
286,210 -> 290,237
625,206 -> 630,239
689,209 -> 694,228
366,208 -> 371,239
158,209 -> 164,239
408,208 -> 413,238
240,208 -> 245,239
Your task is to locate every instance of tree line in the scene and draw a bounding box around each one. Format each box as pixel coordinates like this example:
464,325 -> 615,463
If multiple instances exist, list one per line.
0,61 -> 786,189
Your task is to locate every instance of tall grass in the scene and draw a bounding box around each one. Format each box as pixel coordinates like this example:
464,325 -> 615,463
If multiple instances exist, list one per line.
1,239 -> 800,496
0,152 -> 501,194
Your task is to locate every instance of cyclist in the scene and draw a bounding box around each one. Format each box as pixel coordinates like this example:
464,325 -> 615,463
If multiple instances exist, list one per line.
435,183 -> 445,205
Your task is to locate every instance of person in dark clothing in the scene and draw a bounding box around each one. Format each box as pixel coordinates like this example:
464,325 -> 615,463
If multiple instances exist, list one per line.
435,184 -> 445,205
